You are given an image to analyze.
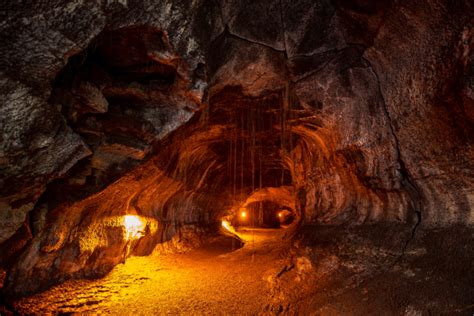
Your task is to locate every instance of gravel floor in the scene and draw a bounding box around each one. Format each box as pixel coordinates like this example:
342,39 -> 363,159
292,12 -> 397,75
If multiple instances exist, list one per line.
12,231 -> 290,314
11,225 -> 474,315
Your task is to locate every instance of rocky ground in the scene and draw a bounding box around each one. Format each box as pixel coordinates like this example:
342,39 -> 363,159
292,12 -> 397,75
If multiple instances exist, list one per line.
4,224 -> 473,315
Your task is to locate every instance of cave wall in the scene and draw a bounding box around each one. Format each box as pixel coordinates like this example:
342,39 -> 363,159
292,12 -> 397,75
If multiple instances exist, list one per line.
0,0 -> 222,264
0,0 -> 473,296
364,1 -> 474,224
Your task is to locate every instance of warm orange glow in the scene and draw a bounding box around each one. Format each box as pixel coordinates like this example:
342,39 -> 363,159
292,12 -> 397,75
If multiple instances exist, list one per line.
123,215 -> 145,240
240,211 -> 247,219
221,219 -> 242,240
221,220 -> 236,234
278,212 -> 283,218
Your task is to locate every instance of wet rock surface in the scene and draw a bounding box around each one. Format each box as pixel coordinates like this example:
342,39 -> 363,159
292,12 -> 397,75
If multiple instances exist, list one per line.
0,0 -> 473,303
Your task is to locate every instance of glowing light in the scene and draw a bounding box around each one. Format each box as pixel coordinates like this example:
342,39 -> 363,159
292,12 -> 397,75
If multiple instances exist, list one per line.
221,219 -> 240,238
278,212 -> 283,218
123,215 -> 145,240
221,220 -> 234,233
240,211 -> 247,219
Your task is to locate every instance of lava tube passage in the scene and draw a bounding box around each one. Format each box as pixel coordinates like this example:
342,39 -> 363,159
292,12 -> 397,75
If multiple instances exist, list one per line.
1,1 -> 473,314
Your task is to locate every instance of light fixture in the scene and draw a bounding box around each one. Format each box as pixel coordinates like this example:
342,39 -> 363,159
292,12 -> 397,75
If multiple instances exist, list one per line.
221,220 -> 236,234
123,215 -> 145,240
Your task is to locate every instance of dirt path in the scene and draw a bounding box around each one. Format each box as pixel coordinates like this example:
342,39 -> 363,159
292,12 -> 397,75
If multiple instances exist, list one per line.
13,233 -> 290,314
12,225 -> 473,315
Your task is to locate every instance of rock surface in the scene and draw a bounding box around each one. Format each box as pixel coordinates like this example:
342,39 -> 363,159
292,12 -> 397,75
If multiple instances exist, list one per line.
0,0 -> 473,297
10,226 -> 474,315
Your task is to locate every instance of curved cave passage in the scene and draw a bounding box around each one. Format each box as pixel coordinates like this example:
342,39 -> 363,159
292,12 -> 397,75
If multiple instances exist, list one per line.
234,201 -> 296,228
1,2 -> 473,314
2,25 -> 306,300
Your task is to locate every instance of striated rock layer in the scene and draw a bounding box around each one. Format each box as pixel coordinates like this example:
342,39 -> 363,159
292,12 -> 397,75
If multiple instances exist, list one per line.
0,0 -> 473,296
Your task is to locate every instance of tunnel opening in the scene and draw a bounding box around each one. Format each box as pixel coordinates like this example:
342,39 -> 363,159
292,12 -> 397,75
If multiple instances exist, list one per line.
234,201 -> 296,228
221,185 -> 299,244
